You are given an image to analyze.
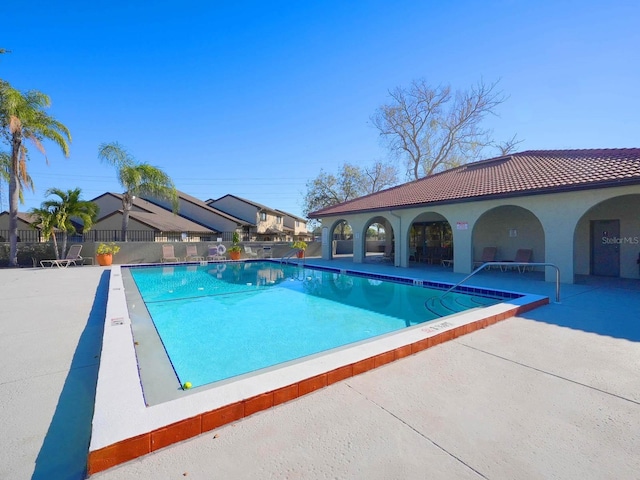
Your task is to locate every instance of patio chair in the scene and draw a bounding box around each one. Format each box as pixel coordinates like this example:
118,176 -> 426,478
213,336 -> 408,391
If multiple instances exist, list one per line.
509,248 -> 533,273
40,244 -> 84,268
473,246 -> 497,269
440,247 -> 453,267
207,244 -> 226,261
185,244 -> 204,262
382,244 -> 394,262
161,244 -> 180,263
261,245 -> 273,258
244,245 -> 260,258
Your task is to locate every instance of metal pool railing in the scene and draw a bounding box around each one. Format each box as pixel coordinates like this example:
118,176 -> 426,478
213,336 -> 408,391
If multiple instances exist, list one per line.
440,262 -> 561,303
280,248 -> 304,264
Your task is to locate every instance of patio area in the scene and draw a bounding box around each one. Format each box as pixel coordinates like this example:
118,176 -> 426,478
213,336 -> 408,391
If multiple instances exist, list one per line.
1,260 -> 639,479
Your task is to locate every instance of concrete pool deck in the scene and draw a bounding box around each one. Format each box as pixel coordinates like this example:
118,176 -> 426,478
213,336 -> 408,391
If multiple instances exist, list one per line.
1,260 -> 639,478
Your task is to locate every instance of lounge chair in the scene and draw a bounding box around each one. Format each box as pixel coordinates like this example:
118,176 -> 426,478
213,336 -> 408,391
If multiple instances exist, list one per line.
503,248 -> 533,273
207,244 -> 226,261
261,246 -> 273,258
185,244 -> 204,262
161,244 -> 180,263
244,245 -> 259,258
40,244 -> 84,268
473,246 -> 497,269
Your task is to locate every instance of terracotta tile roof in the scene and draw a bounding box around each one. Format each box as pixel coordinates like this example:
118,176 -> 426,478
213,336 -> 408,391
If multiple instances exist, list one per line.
310,149 -> 640,217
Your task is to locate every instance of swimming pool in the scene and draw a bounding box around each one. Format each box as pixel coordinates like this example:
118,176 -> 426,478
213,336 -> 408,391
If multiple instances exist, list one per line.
89,261 -> 548,474
127,262 -> 509,393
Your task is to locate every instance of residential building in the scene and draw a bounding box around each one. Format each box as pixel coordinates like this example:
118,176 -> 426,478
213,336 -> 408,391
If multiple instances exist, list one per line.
90,193 -> 217,241
276,209 -> 311,241
0,212 -> 42,242
141,191 -> 251,240
208,194 -> 287,241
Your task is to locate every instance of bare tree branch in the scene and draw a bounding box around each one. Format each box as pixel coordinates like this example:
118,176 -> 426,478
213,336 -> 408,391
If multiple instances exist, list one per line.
363,161 -> 398,193
494,133 -> 524,155
371,78 -> 516,180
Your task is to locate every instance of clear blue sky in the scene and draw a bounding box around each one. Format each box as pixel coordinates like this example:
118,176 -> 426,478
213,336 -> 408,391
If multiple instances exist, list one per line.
2,0 -> 638,218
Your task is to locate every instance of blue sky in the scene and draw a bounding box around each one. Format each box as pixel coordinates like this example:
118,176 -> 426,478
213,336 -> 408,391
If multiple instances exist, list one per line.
2,0 -> 639,218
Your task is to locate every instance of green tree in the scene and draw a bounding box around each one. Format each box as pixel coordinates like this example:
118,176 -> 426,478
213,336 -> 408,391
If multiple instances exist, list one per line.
0,83 -> 71,266
98,142 -> 178,241
28,205 -> 60,258
302,163 -> 365,218
38,187 -> 98,258
302,161 -> 398,219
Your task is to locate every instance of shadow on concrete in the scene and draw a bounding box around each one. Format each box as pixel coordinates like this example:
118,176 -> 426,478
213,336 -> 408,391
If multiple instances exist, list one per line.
32,271 -> 109,480
519,285 -> 640,343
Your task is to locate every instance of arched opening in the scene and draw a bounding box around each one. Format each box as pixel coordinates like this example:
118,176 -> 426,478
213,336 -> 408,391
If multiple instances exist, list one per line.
328,219 -> 354,259
573,194 -> 640,281
362,216 -> 395,263
408,212 -> 453,266
472,205 -> 545,271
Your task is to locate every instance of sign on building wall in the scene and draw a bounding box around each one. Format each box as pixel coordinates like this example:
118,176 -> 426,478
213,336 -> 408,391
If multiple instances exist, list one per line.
456,222 -> 468,230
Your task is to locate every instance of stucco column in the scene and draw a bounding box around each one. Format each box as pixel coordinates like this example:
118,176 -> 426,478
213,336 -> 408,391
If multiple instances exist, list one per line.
351,219 -> 366,263
542,217 -> 576,283
387,212 -> 404,267
321,226 -> 332,260
452,224 -> 473,275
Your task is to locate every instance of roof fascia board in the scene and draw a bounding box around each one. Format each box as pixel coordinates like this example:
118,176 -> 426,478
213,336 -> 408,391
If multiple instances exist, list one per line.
310,179 -> 640,218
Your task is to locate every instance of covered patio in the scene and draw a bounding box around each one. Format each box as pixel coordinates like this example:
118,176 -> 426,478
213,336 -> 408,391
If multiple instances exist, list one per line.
311,149 -> 640,284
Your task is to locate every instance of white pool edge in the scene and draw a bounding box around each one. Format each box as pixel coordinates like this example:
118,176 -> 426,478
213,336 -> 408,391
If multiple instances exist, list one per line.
88,265 -> 547,469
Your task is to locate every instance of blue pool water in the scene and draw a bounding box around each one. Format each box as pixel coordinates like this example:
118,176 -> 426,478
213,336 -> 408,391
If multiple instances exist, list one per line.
129,262 -> 504,388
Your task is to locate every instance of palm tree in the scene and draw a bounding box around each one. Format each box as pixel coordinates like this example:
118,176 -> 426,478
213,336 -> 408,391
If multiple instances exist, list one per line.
0,83 -> 71,267
28,205 -> 60,259
1,151 -> 35,207
98,142 -> 178,241
38,188 -> 98,258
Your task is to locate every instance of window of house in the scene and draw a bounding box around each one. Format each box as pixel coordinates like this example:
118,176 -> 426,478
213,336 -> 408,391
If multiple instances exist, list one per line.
276,216 -> 282,224
259,212 -> 267,221
296,221 -> 300,227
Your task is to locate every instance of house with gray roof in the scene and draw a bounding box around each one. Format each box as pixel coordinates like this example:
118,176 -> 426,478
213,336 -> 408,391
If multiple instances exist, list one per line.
207,194 -> 289,241
141,190 -> 251,240
310,149 -> 640,283
91,193 -> 217,241
0,211 -> 43,242
276,209 -> 311,241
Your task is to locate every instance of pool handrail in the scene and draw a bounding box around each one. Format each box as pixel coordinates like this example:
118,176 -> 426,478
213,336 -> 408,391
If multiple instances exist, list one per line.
440,262 -> 561,303
280,248 -> 304,264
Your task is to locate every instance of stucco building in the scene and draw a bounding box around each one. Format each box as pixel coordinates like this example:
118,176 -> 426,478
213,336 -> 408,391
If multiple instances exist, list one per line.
310,149 -> 640,284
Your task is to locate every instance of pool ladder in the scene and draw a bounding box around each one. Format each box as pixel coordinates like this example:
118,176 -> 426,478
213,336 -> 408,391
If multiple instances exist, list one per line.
280,248 -> 304,264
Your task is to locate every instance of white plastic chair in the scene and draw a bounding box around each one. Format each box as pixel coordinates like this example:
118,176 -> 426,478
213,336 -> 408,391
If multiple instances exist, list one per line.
185,244 -> 204,261
40,244 -> 84,268
161,244 -> 180,263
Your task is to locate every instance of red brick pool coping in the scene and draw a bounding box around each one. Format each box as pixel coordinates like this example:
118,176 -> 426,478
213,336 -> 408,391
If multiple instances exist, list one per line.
87,296 -> 548,475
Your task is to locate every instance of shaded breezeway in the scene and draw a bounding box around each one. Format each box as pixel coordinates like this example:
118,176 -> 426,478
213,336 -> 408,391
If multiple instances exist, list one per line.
0,261 -> 639,479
